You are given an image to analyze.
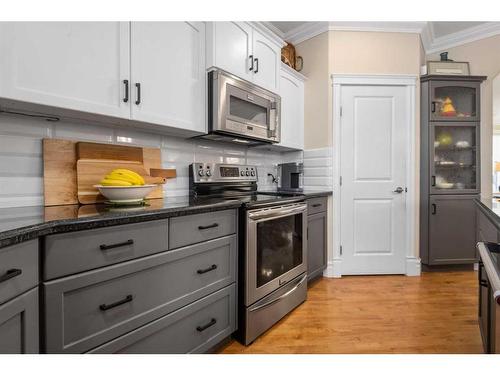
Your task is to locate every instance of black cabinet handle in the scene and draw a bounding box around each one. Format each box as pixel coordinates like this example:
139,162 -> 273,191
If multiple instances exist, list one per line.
135,82 -> 141,105
197,264 -> 217,274
480,280 -> 489,287
198,223 -> 219,230
0,269 -> 22,283
196,318 -> 217,332
431,203 -> 437,215
431,175 -> 436,187
100,239 -> 134,251
249,55 -> 254,71
99,294 -> 133,311
311,203 -> 322,208
254,58 -> 259,73
123,80 -> 129,103
431,101 -> 436,113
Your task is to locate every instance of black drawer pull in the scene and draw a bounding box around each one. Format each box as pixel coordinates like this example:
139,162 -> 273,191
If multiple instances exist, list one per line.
311,203 -> 322,208
198,223 -> 219,230
196,318 -> 217,332
100,239 -> 134,251
0,269 -> 22,283
480,280 -> 489,287
197,264 -> 217,274
123,79 -> 129,103
99,294 -> 133,311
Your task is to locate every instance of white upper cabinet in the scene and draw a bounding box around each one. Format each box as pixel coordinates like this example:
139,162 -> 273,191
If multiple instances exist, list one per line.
278,64 -> 305,150
0,22 -> 130,119
207,22 -> 253,82
206,22 -> 283,94
130,22 -> 206,134
251,29 -> 281,93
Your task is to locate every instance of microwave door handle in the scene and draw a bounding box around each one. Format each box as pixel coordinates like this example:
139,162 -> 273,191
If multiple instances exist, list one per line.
268,102 -> 277,138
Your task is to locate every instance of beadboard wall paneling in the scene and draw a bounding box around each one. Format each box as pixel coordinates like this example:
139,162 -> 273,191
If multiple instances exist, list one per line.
0,115 -> 299,207
303,147 -> 333,191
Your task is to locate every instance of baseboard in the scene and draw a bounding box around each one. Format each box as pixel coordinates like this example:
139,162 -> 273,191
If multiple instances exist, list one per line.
323,259 -> 342,278
406,256 -> 422,276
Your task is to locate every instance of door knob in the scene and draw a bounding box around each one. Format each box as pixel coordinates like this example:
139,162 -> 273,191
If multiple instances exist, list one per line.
393,187 -> 404,193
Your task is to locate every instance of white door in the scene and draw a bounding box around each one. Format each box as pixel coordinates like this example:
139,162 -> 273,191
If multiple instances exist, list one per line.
340,85 -> 409,274
211,22 -> 253,82
278,68 -> 304,150
130,22 -> 206,133
0,22 -> 130,118
251,30 -> 281,93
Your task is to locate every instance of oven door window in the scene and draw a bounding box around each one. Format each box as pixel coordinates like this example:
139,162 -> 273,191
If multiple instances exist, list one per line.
256,213 -> 303,288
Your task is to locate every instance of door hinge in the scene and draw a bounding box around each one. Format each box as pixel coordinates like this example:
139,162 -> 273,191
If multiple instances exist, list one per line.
340,106 -> 343,117
340,245 -> 343,255
339,176 -> 342,186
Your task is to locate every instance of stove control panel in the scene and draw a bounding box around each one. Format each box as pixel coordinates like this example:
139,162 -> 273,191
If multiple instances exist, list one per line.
190,163 -> 258,183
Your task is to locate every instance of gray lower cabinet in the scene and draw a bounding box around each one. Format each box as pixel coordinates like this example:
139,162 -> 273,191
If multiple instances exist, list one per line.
44,220 -> 169,280
0,240 -> 39,305
88,284 -> 236,354
306,197 -> 327,282
0,287 -> 39,354
428,195 -> 478,265
44,234 -> 237,353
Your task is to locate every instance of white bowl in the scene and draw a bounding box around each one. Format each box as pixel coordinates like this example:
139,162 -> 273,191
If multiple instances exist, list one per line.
94,184 -> 157,203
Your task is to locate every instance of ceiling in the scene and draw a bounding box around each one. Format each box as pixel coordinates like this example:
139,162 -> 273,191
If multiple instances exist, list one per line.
266,21 -> 499,53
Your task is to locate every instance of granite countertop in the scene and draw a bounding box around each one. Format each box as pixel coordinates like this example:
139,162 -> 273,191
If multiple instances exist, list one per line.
0,197 -> 242,249
475,197 -> 500,230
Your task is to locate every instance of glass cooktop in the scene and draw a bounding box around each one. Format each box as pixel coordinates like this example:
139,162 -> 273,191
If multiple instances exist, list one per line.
192,193 -> 305,208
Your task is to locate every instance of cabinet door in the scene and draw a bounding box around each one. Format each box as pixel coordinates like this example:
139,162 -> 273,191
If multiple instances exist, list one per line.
0,288 -> 39,354
0,22 -> 130,118
251,29 -> 281,93
130,22 -> 206,134
307,211 -> 327,282
429,81 -> 480,122
430,122 -> 479,194
429,195 -> 478,265
278,67 -> 304,150
208,22 -> 253,82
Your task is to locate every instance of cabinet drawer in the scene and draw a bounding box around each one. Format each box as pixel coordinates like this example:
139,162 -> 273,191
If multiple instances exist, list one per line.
44,235 -> 236,353
307,197 -> 327,215
44,220 -> 168,280
0,240 -> 38,305
169,209 -> 236,249
88,284 -> 236,354
0,287 -> 39,354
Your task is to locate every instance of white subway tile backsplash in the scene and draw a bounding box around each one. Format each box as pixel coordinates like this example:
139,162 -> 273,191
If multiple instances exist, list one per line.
0,114 -> 305,207
303,147 -> 333,191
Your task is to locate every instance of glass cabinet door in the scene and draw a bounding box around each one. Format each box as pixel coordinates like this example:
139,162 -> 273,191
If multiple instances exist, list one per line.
430,123 -> 479,194
430,81 -> 480,122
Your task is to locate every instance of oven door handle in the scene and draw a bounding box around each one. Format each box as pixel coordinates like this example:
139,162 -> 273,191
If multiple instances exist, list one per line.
248,274 -> 307,312
248,205 -> 307,221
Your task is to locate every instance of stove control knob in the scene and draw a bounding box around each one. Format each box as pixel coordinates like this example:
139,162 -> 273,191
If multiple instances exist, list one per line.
251,171 -> 255,176
206,170 -> 212,177
246,171 -> 250,176
198,169 -> 204,177
240,170 -> 245,176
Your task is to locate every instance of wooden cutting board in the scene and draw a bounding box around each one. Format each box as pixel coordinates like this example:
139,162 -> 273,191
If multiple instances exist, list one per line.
43,139 -> 176,206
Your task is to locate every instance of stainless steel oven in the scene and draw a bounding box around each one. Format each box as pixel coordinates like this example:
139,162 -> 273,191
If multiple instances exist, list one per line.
204,69 -> 281,145
246,203 -> 307,306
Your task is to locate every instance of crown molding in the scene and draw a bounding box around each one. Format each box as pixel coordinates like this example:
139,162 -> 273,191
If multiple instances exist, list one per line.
260,21 -> 500,54
283,21 -> 329,45
249,22 -> 287,47
425,22 -> 500,54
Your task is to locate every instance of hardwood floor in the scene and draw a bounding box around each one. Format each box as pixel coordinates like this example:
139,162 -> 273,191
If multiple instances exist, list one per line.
220,271 -> 483,354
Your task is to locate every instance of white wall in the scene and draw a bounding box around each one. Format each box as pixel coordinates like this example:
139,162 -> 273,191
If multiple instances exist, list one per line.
0,114 -> 300,208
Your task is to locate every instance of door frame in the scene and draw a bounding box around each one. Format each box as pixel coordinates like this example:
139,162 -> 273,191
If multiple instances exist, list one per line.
328,74 -> 420,278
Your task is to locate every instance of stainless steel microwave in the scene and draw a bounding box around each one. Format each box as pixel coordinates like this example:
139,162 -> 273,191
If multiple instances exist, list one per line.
203,69 -> 281,145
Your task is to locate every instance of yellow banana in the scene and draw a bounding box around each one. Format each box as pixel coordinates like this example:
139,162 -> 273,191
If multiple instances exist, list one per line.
100,178 -> 133,186
107,169 -> 145,185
